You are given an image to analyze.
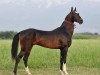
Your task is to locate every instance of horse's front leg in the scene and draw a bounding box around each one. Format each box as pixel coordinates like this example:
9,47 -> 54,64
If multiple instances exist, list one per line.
60,46 -> 69,75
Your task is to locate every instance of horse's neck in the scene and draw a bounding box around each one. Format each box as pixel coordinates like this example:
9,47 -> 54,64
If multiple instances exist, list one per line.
60,21 -> 74,36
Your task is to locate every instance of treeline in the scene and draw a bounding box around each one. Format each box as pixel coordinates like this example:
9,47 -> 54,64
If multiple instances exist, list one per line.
75,32 -> 99,35
73,32 -> 100,39
0,31 -> 17,39
0,31 -> 99,39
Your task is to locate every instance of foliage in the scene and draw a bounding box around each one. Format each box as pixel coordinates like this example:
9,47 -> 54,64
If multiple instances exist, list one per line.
73,33 -> 100,39
0,31 -> 17,39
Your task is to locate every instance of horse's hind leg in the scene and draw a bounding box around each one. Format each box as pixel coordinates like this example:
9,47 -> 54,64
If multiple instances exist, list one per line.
23,45 -> 33,75
13,51 -> 25,75
23,52 -> 31,75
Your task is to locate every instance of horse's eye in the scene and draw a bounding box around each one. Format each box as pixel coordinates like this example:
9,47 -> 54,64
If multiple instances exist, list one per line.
77,13 -> 79,15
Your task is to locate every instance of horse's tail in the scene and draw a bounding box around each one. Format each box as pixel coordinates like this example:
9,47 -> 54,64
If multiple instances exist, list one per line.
11,33 -> 20,60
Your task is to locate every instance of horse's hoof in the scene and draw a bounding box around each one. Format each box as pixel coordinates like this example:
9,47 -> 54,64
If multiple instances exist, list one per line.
64,72 -> 69,75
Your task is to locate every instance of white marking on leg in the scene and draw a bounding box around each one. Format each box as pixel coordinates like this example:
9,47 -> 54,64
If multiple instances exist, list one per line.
60,70 -> 64,75
63,63 -> 68,75
25,66 -> 31,75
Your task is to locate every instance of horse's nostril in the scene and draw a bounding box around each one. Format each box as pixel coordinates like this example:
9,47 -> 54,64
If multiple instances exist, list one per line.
80,19 -> 83,23
79,19 -> 83,24
80,19 -> 83,22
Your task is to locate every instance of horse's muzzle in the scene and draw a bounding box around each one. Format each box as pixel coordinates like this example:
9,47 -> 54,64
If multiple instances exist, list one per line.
79,19 -> 83,24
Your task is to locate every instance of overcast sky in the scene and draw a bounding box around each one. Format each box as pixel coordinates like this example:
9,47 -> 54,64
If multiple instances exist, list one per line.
0,0 -> 100,33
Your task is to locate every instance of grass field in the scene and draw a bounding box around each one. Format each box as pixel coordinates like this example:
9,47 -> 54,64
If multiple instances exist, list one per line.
0,39 -> 100,75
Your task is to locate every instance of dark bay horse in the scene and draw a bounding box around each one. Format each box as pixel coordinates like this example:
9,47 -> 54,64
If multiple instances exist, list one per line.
11,7 -> 83,75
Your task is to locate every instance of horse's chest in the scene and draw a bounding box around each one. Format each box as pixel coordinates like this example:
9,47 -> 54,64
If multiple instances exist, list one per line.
59,35 -> 72,47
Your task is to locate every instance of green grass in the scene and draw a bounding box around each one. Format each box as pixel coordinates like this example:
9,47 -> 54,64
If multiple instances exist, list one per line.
0,68 -> 100,75
0,39 -> 100,75
67,39 -> 100,68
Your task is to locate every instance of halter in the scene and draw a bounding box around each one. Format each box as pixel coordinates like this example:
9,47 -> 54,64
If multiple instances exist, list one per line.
64,20 -> 74,25
64,20 -> 76,29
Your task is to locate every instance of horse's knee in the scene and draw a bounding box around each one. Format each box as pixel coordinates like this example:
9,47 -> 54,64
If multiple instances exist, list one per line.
23,55 -> 29,67
16,51 -> 24,62
23,54 -> 29,61
23,57 -> 28,64
15,56 -> 21,63
23,52 -> 30,61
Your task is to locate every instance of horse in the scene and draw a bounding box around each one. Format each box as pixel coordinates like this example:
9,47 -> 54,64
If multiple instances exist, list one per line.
11,7 -> 83,75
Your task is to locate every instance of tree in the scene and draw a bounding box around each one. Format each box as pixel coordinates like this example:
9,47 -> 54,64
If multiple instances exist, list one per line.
0,31 -> 17,39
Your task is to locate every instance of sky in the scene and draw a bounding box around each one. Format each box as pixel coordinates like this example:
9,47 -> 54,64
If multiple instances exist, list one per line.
0,0 -> 100,34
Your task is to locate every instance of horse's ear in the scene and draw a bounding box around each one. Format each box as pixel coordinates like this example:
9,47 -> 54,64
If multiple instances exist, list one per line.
71,7 -> 73,12
74,7 -> 76,11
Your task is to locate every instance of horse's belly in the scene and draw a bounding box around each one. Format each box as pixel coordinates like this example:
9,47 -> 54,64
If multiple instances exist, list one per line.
37,40 -> 61,49
34,34 -> 68,49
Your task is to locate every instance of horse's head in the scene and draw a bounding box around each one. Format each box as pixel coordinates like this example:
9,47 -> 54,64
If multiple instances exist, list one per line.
65,7 -> 83,24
